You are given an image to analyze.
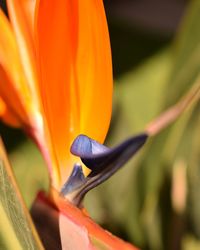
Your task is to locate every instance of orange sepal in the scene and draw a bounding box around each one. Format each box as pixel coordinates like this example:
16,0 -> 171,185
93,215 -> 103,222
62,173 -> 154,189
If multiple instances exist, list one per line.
35,0 -> 75,188
35,0 -> 113,187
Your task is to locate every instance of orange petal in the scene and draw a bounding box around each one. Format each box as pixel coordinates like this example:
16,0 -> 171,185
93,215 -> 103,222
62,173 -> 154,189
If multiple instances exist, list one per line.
0,9 -> 31,124
0,97 -> 21,127
35,0 -> 112,188
7,0 -> 40,112
76,0 -> 113,143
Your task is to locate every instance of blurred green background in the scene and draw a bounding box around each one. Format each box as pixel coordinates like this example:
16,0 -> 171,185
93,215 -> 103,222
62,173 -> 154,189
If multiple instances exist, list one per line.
1,0 -> 200,249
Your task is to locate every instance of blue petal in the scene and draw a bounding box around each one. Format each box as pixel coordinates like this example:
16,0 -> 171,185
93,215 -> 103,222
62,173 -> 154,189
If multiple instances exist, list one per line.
71,133 -> 147,174
60,164 -> 86,195
62,133 -> 148,206
70,134 -> 109,157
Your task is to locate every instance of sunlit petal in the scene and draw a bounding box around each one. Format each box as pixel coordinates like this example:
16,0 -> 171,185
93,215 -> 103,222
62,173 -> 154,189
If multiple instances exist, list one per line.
20,0 -> 36,38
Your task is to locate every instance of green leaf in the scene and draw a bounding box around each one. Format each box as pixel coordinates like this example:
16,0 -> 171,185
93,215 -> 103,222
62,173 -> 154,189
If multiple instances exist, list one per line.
0,138 -> 44,250
86,1 -> 200,248
9,139 -> 49,208
166,0 -> 200,105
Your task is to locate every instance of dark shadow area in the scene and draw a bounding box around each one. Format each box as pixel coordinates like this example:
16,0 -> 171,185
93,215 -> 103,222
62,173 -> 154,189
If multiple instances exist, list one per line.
31,195 -> 62,250
104,0 -> 187,79
0,0 -> 7,15
108,20 -> 171,79
0,123 -> 26,152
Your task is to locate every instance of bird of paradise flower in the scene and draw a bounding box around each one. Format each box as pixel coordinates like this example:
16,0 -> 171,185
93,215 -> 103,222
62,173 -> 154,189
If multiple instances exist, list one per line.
6,0 -> 200,249
0,0 -> 147,207
0,0 -> 113,187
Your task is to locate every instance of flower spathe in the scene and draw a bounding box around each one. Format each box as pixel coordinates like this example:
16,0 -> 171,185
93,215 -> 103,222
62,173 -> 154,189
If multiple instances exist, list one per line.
0,0 -> 113,190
